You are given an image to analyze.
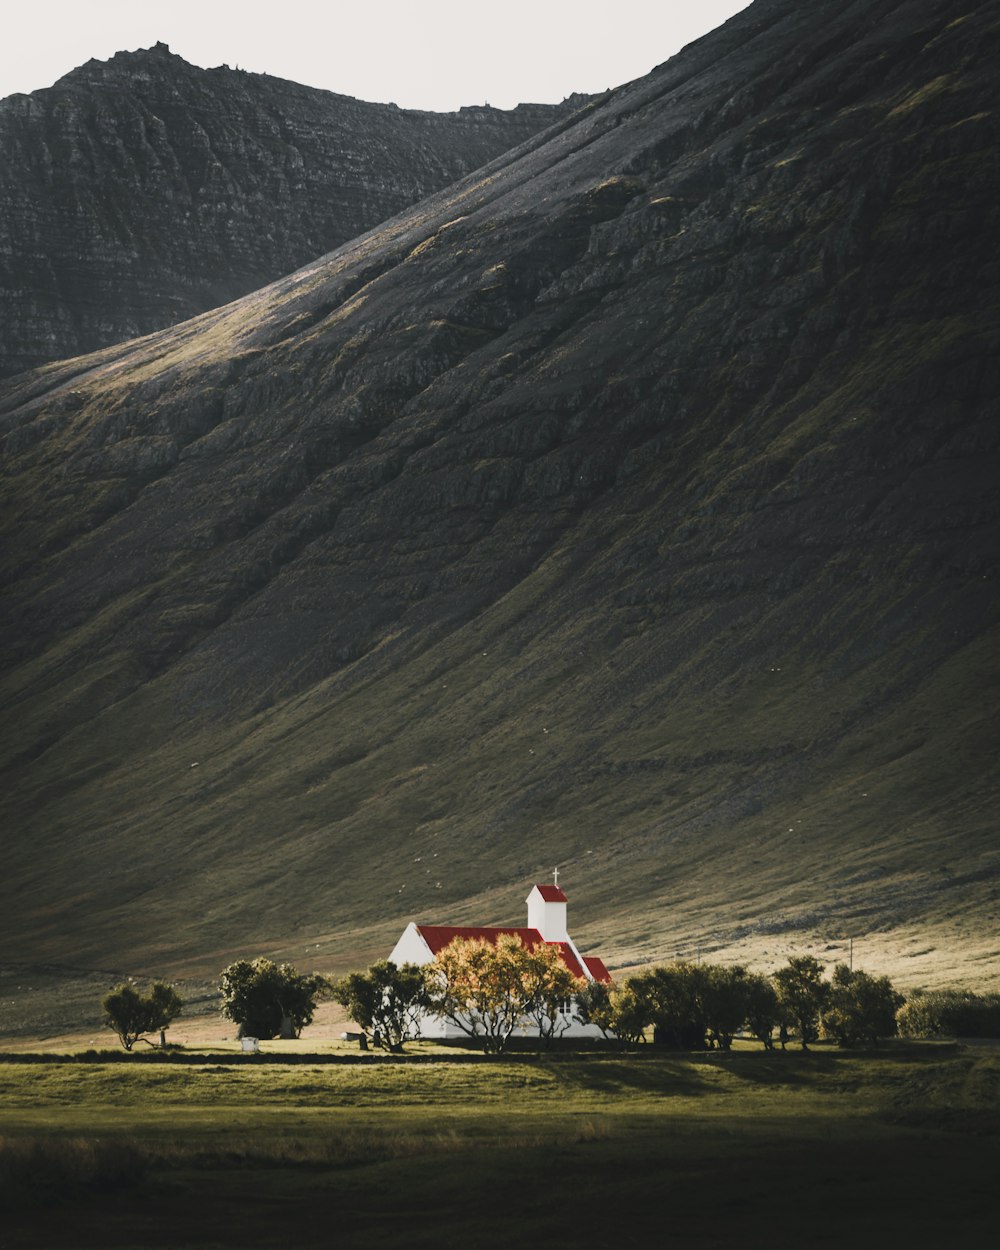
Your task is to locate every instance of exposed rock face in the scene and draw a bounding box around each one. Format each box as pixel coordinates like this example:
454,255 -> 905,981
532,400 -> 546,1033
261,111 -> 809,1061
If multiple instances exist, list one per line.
0,42 -> 586,376
0,0 -> 998,979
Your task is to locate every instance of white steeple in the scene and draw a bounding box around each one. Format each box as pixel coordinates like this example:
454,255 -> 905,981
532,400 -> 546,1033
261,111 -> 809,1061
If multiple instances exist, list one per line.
526,877 -> 569,942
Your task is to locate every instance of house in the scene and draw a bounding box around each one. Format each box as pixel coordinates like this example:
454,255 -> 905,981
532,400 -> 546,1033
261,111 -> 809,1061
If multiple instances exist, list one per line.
388,880 -> 612,1040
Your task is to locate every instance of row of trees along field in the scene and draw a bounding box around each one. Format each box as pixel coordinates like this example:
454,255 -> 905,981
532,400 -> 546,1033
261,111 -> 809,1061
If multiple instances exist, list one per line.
334,948 -> 907,1054
100,942 -> 1000,1053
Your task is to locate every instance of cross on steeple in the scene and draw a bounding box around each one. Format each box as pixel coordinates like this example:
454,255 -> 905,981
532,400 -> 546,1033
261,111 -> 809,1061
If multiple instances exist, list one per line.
552,867 -> 560,887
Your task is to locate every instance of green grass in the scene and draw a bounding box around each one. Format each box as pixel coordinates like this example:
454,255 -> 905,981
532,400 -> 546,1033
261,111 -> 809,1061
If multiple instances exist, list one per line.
1,1044 -> 996,1247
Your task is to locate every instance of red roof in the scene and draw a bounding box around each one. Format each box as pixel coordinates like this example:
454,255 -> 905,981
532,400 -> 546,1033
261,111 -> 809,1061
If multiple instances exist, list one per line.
533,884 -> 568,903
416,925 -> 587,980
552,942 -> 586,980
583,956 -> 613,984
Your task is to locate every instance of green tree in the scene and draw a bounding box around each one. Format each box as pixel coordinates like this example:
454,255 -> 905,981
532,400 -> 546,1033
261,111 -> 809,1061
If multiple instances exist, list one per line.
742,971 -> 781,1049
607,977 -> 653,1046
102,981 -> 183,1051
703,965 -> 752,1050
647,963 -> 710,1050
146,982 -> 184,1048
821,964 -> 904,1047
607,964 -> 710,1049
331,960 -> 429,1051
773,956 -> 829,1049
219,957 -> 327,1040
573,978 -> 617,1039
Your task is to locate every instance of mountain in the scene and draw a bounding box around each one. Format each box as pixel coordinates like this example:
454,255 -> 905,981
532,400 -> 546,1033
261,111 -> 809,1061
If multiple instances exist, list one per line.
1,0 -> 998,996
0,42 -> 586,378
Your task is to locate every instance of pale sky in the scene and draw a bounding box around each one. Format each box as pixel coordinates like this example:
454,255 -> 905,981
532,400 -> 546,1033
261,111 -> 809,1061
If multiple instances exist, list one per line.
1,1 -> 752,112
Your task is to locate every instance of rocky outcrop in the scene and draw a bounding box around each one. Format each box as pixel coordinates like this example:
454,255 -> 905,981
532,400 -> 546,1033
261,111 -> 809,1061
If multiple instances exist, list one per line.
0,42 -> 586,376
0,0 -> 997,978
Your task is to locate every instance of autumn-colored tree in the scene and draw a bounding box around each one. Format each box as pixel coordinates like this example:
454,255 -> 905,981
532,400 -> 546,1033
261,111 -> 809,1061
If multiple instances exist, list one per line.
424,933 -> 582,1054
518,941 -> 585,1045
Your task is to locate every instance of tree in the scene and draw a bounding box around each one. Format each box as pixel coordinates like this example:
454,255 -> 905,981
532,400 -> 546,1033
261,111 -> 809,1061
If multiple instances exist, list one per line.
742,972 -> 781,1049
146,982 -> 184,1048
573,978 -> 617,1040
102,985 -> 149,1052
821,964 -> 904,1046
647,963 -> 710,1050
607,976 -> 653,1046
102,981 -> 183,1051
518,941 -> 584,1046
219,957 -> 328,1040
424,933 -> 583,1054
702,965 -> 752,1050
606,965 -> 709,1049
772,956 -> 829,1049
331,960 -> 429,1051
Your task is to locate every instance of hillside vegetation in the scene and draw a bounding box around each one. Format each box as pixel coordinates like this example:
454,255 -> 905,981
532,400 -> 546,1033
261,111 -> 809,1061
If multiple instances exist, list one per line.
0,0 -> 997,989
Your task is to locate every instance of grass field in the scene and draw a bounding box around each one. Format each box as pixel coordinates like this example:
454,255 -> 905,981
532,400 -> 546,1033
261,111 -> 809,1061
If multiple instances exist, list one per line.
1,1042 -> 997,1249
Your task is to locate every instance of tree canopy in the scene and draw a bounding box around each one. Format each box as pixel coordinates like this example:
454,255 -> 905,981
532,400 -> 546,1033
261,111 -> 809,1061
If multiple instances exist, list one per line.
573,978 -> 616,1040
571,957 -> 904,1051
742,971 -> 781,1049
331,960 -> 429,1051
515,941 -> 583,1045
102,981 -> 183,1050
772,956 -> 829,1049
219,957 -> 327,1040
425,933 -> 585,1053
822,964 -> 905,1046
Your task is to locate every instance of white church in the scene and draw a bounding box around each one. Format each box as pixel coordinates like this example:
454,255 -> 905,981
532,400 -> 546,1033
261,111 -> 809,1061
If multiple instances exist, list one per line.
388,879 -> 612,1040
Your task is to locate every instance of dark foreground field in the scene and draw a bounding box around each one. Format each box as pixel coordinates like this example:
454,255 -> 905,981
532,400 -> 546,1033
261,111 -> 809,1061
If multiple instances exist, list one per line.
1,1044 -> 997,1249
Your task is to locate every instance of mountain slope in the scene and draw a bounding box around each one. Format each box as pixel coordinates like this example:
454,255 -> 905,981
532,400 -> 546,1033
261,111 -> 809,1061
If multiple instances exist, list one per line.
1,0 -> 998,990
0,42 -> 585,377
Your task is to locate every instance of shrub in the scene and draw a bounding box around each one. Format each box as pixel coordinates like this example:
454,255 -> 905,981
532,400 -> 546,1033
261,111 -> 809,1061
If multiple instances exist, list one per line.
897,989 -> 1000,1039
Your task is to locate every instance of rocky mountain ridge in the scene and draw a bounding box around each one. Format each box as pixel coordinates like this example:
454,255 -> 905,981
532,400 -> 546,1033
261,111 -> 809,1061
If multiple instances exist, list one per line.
0,0 -> 997,987
0,41 -> 586,377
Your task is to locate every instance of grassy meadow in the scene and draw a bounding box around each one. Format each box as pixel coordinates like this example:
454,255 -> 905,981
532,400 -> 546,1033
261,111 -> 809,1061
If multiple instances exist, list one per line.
1,1042 -> 997,1249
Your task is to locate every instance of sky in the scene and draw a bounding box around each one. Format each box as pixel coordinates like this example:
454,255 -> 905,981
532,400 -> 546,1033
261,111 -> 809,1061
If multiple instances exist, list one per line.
0,1 -> 752,112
